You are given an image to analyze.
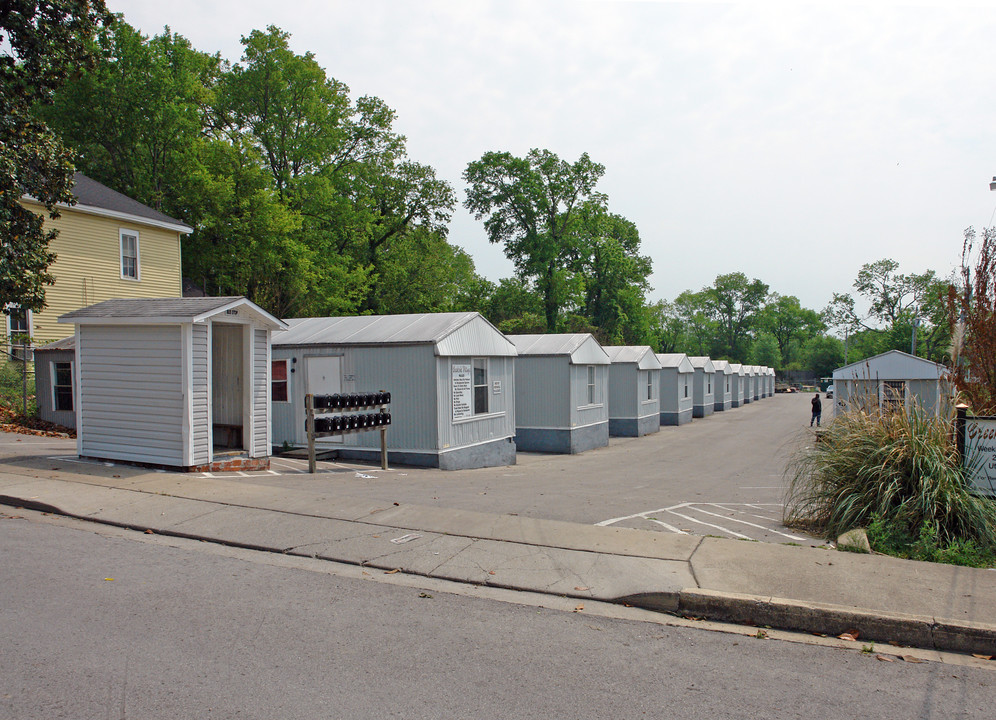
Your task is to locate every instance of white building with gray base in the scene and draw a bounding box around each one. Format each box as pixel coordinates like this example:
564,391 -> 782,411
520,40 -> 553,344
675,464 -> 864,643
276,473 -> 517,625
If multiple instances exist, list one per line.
507,334 -> 610,454
712,360 -> 733,412
656,353 -> 694,426
689,356 -> 716,418
605,346 -> 662,437
271,312 -> 517,470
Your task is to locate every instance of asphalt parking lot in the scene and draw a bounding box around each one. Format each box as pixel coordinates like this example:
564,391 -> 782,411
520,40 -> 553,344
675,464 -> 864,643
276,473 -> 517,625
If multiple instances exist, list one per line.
0,392 -> 824,545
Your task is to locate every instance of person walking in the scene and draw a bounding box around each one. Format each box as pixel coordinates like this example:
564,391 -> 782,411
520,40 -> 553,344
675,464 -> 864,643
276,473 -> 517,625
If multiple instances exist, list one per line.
810,392 -> 822,427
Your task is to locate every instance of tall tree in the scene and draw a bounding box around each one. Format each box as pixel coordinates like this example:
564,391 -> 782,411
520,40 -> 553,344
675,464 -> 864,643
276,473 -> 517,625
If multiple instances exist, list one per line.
706,272 -> 770,359
1,0 -> 111,313
464,148 -> 606,331
758,293 -> 825,366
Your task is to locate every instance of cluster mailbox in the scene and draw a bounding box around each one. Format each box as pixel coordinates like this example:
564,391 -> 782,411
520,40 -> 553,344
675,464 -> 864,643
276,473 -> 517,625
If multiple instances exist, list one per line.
305,390 -> 392,472
311,412 -> 391,433
312,392 -> 391,409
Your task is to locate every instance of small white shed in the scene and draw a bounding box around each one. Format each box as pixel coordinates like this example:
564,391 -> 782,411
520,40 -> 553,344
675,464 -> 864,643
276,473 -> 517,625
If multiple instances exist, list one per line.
507,334 -> 610,454
832,350 -> 952,417
656,353 -> 694,426
742,365 -> 756,404
766,367 -> 776,397
728,363 -> 745,408
605,346 -> 662,437
689,356 -> 716,418
58,297 -> 286,471
712,360 -> 734,412
271,312 -> 517,470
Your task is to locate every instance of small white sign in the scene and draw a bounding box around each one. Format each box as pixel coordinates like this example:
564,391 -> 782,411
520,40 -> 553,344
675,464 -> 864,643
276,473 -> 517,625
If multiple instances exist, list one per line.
452,363 -> 473,421
492,380 -> 501,395
965,417 -> 996,497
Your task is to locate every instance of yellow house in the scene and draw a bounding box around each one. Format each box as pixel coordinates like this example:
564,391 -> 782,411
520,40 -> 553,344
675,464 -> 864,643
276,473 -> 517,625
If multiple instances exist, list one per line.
10,173 -> 192,349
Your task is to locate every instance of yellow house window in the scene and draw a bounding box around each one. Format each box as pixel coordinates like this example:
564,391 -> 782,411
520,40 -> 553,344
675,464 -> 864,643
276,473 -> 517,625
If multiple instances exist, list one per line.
120,230 -> 140,280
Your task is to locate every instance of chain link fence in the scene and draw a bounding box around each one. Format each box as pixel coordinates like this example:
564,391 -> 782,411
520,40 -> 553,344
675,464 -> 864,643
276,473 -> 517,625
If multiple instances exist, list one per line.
0,342 -> 37,418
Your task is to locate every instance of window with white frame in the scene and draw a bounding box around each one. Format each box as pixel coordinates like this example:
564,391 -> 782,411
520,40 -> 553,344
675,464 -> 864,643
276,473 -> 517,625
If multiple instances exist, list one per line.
120,229 -> 140,280
683,375 -> 689,398
53,361 -> 73,412
646,371 -> 653,400
271,359 -> 289,402
473,358 -> 488,414
5,305 -> 31,360
586,365 -> 596,405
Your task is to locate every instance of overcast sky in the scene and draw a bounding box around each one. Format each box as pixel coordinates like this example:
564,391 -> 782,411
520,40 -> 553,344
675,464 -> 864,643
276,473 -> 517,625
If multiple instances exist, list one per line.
110,0 -> 996,313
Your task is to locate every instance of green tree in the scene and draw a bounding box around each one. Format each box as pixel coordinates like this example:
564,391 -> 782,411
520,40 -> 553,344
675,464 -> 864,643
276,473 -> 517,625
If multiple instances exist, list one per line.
750,332 -> 781,368
758,294 -> 825,364
673,289 -> 716,356
1,0 -> 112,312
463,148 -> 606,332
706,272 -> 770,359
803,335 -> 845,378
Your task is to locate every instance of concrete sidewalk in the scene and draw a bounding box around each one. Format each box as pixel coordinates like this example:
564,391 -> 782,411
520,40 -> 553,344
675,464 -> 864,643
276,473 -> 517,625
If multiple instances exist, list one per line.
2,465 -> 995,657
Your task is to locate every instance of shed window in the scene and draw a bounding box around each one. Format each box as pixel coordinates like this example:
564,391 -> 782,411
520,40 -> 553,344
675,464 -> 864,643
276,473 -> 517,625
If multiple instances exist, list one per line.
882,381 -> 905,411
271,359 -> 289,402
120,230 -> 140,280
586,365 -> 596,404
646,371 -> 653,400
53,361 -> 73,412
726,377 -> 730,393
473,358 -> 488,414
707,377 -> 712,394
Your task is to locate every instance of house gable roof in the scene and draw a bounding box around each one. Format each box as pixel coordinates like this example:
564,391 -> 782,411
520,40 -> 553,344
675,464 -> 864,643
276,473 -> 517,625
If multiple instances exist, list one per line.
24,174 -> 193,234
58,297 -> 286,330
507,333 -> 609,364
832,349 -> 947,381
688,356 -> 716,373
274,312 -> 516,357
656,353 -> 694,373
604,345 -> 662,370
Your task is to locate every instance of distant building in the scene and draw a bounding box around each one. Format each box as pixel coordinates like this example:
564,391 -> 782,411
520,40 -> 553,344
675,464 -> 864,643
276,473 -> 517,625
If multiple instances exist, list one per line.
832,350 -> 952,417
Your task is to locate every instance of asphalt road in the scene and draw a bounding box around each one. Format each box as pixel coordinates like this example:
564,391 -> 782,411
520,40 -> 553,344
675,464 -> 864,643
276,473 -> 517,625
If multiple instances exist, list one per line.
2,510 -> 992,720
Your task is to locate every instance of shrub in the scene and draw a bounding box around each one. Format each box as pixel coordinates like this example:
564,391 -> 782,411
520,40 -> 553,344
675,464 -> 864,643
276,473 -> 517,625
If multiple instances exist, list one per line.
785,404 -> 996,557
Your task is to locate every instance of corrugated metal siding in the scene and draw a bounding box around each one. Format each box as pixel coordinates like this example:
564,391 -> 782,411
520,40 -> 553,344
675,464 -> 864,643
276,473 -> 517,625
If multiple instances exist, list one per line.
514,356 -> 570,429
190,323 -> 210,465
693,368 -> 715,406
571,363 -> 608,427
78,324 -> 184,465
271,344 -> 439,451
252,328 -> 269,457
24,203 -> 182,344
438,356 -> 515,449
608,363 -> 636,419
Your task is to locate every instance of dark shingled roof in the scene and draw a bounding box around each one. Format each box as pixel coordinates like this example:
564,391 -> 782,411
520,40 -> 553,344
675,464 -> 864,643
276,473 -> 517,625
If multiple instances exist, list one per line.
70,173 -> 192,231
60,297 -> 245,320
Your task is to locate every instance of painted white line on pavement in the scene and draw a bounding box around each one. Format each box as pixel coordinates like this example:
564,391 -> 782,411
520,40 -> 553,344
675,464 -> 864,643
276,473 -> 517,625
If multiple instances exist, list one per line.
644,517 -> 687,534
662,509 -> 751,539
693,505 -> 807,541
595,505 -> 679,526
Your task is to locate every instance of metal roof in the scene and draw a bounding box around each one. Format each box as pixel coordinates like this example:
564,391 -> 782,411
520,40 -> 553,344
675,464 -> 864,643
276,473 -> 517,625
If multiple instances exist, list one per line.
728,363 -> 744,375
604,345 -> 662,369
58,297 -> 286,330
507,334 -> 610,364
712,359 -> 733,375
833,350 -> 947,381
35,336 -> 76,352
656,353 -> 694,372
688,356 -> 716,372
274,312 -> 516,356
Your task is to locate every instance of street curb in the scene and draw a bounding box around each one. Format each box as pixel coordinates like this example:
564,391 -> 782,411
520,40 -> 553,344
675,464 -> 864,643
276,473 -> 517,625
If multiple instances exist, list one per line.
674,588 -> 996,656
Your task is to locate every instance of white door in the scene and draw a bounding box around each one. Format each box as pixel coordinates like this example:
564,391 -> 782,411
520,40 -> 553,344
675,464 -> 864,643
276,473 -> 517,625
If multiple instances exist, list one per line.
306,356 -> 342,445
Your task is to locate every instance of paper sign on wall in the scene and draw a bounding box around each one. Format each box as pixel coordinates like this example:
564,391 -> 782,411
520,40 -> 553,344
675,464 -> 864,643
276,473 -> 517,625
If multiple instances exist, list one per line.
452,363 -> 473,421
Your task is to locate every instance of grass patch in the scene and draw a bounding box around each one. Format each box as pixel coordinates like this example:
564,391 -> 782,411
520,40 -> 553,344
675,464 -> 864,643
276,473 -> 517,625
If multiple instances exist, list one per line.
786,404 -> 996,568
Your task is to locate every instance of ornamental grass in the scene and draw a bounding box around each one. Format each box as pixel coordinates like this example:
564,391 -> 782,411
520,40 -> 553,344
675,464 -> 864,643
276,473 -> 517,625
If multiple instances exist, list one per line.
785,404 -> 996,551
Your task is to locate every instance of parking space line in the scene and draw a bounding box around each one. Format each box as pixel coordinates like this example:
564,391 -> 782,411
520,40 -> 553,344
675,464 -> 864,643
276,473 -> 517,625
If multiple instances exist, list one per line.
662,509 -> 751,539
690,506 -> 807,541
644,517 -> 687,534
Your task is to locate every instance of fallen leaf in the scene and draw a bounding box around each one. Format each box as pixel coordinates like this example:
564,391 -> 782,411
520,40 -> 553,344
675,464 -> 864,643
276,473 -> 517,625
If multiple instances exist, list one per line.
144,529 -> 154,534
418,592 -> 433,599
972,654 -> 993,660
112,475 -> 121,478
361,571 -> 370,576
384,568 -> 401,574
838,630 -> 860,641
574,586 -> 590,592
876,655 -> 896,662
902,655 -> 924,664
574,604 -> 584,612
488,570 -> 496,575
393,502 -> 400,506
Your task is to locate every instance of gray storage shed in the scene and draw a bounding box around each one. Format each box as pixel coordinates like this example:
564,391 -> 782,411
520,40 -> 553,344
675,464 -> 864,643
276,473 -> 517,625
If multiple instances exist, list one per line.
712,360 -> 733,412
58,297 -> 286,471
271,312 -> 517,470
656,353 -> 694,426
742,365 -> 756,404
33,336 -> 77,429
605,346 -> 662,437
507,333 -> 610,454
689,357 -> 716,418
832,350 -> 952,417
728,363 -> 745,408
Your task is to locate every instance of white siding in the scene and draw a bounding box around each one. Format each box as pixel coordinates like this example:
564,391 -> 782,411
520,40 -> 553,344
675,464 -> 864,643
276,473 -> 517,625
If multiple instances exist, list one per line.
78,324 -> 184,465
438,355 -> 516,449
190,323 -> 210,465
570,363 -> 608,428
252,328 -> 269,457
